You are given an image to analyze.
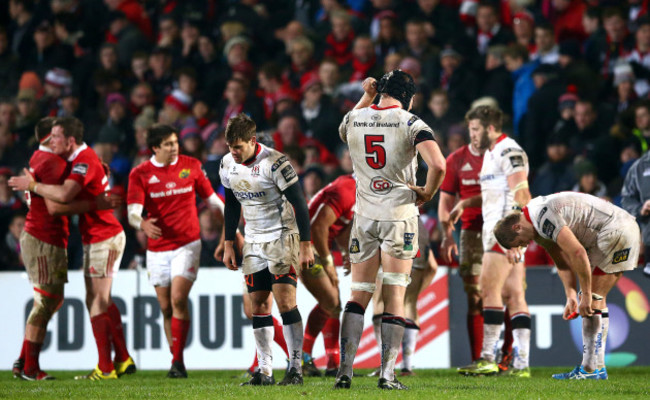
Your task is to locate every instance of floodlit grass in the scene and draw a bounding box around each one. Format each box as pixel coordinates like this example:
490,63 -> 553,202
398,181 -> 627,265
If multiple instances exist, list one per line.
2,367 -> 649,399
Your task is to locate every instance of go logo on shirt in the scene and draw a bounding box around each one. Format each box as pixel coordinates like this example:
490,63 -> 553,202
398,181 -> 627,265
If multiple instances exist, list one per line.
369,176 -> 393,195
179,169 -> 191,179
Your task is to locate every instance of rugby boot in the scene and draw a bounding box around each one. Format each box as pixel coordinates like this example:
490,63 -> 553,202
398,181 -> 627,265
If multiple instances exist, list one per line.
497,352 -> 513,374
20,370 -> 55,381
507,367 -> 531,378
278,367 -> 303,385
400,368 -> 415,376
378,377 -> 409,390
367,367 -> 380,377
75,365 -> 118,380
167,361 -> 188,378
114,356 -> 136,377
598,367 -> 608,380
240,371 -> 275,386
12,358 -> 24,378
302,358 -> 322,377
457,358 -> 499,376
552,365 -> 599,380
333,375 -> 351,389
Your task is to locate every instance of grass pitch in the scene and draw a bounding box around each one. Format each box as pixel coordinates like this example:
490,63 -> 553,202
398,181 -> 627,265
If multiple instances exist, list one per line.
2,367 -> 649,399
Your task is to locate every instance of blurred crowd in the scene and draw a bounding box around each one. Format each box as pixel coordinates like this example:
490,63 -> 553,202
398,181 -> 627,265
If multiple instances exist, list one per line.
2,0 -> 650,270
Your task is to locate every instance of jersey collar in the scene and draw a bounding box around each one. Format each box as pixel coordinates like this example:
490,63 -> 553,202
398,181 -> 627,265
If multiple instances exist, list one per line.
150,155 -> 179,168
495,134 -> 507,144
371,104 -> 400,110
67,142 -> 88,162
522,207 -> 532,224
242,143 -> 262,166
38,145 -> 55,154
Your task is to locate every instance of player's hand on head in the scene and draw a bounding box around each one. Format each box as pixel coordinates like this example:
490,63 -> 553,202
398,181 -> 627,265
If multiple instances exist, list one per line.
223,244 -> 238,271
141,218 -> 162,240
408,184 -> 434,206
362,77 -> 378,97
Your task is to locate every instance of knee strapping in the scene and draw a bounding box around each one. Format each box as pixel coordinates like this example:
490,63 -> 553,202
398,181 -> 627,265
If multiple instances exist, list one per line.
382,272 -> 411,287
351,281 -> 376,293
28,286 -> 63,325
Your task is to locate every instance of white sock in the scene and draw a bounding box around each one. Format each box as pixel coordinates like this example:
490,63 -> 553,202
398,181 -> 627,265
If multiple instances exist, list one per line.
338,303 -> 366,379
380,315 -> 405,381
481,324 -> 502,362
401,323 -> 419,371
598,308 -> 609,369
252,314 -> 274,376
281,308 -> 303,373
372,314 -> 382,354
581,312 -> 602,372
512,328 -> 530,369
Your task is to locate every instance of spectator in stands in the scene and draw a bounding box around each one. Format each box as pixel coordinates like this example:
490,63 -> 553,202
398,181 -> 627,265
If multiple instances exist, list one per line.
0,107 -> 29,171
348,35 -> 382,82
512,10 -> 535,51
104,0 -> 153,40
26,20 -> 74,77
324,10 -> 356,67
0,27 -> 21,99
301,165 -> 326,201
473,1 -> 515,56
572,160 -> 608,199
434,46 -> 478,113
148,46 -> 174,107
299,77 -> 342,153
481,45 -> 513,115
108,11 -> 151,70
8,0 -> 37,58
632,100 -> 650,153
621,147 -> 650,277
199,207 -> 221,267
626,17 -> 650,97
416,0 -> 462,47
586,7 -> 635,79
532,22 -> 559,64
0,212 -> 25,270
373,11 -> 401,62
547,0 -> 587,42
611,62 -> 638,113
14,89 -> 39,140
215,78 -> 264,131
400,19 -> 438,88
531,133 -> 576,196
286,36 -> 318,93
421,89 -> 462,144
503,43 -> 537,137
0,167 -> 26,239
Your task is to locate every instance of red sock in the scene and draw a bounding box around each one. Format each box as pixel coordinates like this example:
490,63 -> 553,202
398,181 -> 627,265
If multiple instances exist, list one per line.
91,313 -> 114,373
171,317 -> 190,364
107,303 -> 130,362
303,305 -> 329,355
23,341 -> 42,375
20,339 -> 27,361
467,313 -> 484,361
502,309 -> 513,355
272,316 -> 289,357
323,317 -> 340,369
248,352 -> 259,373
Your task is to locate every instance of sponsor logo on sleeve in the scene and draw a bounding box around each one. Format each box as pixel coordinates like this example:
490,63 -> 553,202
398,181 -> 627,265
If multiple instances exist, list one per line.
542,219 -> 556,237
281,165 -> 297,181
350,238 -> 360,254
271,156 -> 287,172
71,163 -> 88,176
509,155 -> 525,168
612,248 -> 631,264
407,115 -> 419,126
403,233 -> 415,251
179,168 -> 191,179
537,207 -> 548,224
369,176 -> 394,194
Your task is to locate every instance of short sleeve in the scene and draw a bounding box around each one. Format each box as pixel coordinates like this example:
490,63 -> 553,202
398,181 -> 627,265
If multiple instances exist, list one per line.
270,154 -> 298,191
219,158 -> 231,189
535,206 -> 566,242
66,155 -> 90,186
339,112 -> 350,143
406,115 -> 434,147
127,169 -> 145,205
498,147 -> 528,176
195,160 -> 215,199
440,151 -> 459,195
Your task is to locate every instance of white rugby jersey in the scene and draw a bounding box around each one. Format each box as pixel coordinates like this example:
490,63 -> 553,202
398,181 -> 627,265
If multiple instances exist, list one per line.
525,192 -> 636,267
219,143 -> 298,243
339,104 -> 434,221
480,134 -> 529,223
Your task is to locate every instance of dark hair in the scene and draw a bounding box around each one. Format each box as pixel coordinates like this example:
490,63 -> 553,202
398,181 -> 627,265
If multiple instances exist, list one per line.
465,105 -> 503,132
602,7 -> 625,21
35,116 -> 55,142
259,62 -> 284,81
176,66 -> 197,81
429,88 -> 448,100
584,6 -> 601,21
147,124 -> 177,152
535,21 -> 555,34
11,0 -> 35,12
477,0 -> 497,14
503,43 -> 529,63
225,113 -> 257,144
377,69 -> 416,109
493,213 -> 523,250
52,116 -> 84,144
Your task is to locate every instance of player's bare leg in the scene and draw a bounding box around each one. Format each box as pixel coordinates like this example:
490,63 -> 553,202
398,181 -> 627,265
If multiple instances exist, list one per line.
155,286 -> 173,350
18,284 -> 63,380
336,252 -> 381,388
161,276 -> 193,378
500,261 -> 530,376
272,281 -> 304,385
300,268 -> 340,376
401,253 -> 437,376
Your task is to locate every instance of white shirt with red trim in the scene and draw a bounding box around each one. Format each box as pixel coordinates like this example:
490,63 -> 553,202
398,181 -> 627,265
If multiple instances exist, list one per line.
127,155 -> 215,252
339,104 -> 434,221
479,134 -> 529,225
219,143 -> 299,243
524,192 -> 636,268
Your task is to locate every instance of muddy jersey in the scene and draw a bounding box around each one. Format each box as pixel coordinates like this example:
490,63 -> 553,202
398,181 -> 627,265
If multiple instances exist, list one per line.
339,104 -> 434,221
524,192 -> 637,268
440,144 -> 484,231
24,146 -> 70,248
128,155 -> 215,252
219,143 -> 299,243
308,174 -> 356,241
480,134 -> 529,224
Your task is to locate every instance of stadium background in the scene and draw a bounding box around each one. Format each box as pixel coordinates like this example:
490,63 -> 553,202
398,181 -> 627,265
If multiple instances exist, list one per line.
2,0 -> 650,370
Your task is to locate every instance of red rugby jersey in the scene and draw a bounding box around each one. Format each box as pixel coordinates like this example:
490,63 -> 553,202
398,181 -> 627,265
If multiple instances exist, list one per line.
24,147 -> 70,248
440,145 -> 484,231
308,174 -> 356,241
66,144 -> 123,244
127,155 -> 215,252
